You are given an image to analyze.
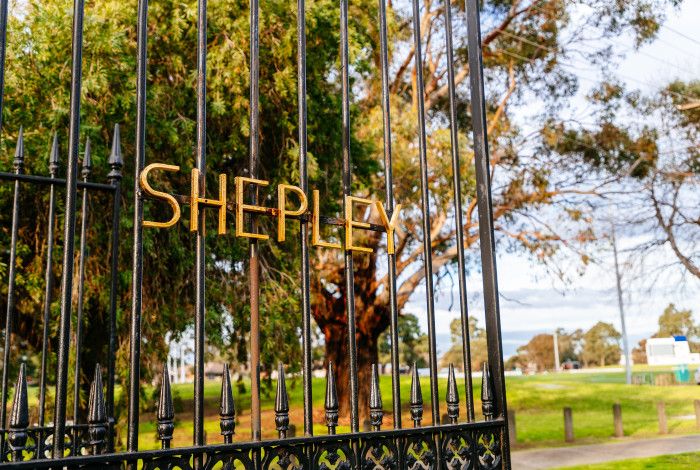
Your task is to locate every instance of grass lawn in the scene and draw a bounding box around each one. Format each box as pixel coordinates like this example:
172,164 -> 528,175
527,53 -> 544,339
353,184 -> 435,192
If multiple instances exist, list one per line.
21,365 -> 700,452
557,451 -> 700,469
507,368 -> 700,448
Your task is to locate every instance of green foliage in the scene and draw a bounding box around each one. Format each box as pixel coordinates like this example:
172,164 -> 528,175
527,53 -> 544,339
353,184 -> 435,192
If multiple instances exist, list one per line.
655,303 -> 697,338
440,316 -> 487,371
378,313 -> 429,368
581,322 -> 622,367
507,328 -> 581,372
0,0 -> 376,421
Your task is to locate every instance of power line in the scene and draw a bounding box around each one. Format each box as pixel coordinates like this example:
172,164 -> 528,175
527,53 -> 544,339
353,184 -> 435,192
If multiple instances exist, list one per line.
634,49 -> 696,76
495,30 -> 698,100
655,36 -> 699,60
662,24 -> 700,47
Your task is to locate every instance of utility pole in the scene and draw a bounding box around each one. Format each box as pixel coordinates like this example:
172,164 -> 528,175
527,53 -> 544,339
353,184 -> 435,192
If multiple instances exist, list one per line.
553,330 -> 560,372
612,224 -> 632,385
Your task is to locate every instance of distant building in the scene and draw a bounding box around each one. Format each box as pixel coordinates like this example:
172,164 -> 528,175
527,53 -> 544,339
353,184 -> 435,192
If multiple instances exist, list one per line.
646,336 -> 700,366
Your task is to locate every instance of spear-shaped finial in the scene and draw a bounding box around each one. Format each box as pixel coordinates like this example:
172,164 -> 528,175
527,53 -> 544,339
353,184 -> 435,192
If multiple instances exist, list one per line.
49,133 -> 60,176
157,363 -> 175,448
410,363 -> 423,427
13,127 -> 24,174
325,362 -> 339,435
88,364 -> 107,454
81,137 -> 92,180
369,364 -> 383,431
481,362 -> 494,420
220,363 -> 236,443
107,124 -> 123,182
446,363 -> 460,424
275,363 -> 290,438
8,363 -> 29,461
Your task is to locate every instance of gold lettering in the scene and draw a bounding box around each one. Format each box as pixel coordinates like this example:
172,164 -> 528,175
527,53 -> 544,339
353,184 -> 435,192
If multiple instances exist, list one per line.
311,190 -> 341,249
375,202 -> 402,255
234,176 -> 270,240
190,168 -> 227,235
139,163 -> 181,229
344,195 -> 373,253
277,184 -> 308,242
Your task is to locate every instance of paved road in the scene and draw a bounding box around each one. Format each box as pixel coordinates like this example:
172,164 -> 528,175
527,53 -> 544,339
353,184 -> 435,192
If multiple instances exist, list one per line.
511,434 -> 700,469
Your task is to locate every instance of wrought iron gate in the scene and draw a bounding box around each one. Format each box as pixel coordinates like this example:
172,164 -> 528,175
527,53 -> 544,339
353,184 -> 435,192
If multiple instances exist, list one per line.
0,0 -> 511,467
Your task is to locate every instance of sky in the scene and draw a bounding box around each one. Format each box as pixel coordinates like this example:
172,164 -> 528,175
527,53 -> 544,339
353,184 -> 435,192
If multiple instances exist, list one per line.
407,0 -> 700,359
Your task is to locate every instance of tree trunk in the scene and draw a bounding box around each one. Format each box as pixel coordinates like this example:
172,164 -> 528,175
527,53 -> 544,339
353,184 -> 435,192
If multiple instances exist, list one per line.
323,320 -> 379,426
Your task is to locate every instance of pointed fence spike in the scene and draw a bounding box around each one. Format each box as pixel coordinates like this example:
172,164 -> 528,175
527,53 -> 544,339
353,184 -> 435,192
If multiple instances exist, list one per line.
446,363 -> 460,424
82,137 -> 92,178
49,133 -> 60,175
481,362 -> 494,420
108,124 -> 123,181
88,364 -> 107,454
9,363 -> 28,461
369,364 -> 383,431
13,127 -> 24,173
220,363 -> 235,443
325,362 -> 339,434
157,363 -> 175,448
410,362 -> 423,427
275,362 -> 290,438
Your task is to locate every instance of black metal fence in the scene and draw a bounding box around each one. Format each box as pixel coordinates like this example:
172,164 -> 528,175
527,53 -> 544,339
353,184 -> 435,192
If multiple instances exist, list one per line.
0,0 -> 511,467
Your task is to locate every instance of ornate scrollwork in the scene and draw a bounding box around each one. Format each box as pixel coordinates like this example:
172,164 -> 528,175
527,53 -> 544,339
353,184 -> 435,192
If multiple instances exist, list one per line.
205,449 -> 254,470
404,435 -> 435,470
143,454 -> 194,470
43,431 -> 74,459
262,444 -> 306,470
315,441 -> 354,470
476,432 -> 501,470
360,438 -> 398,470
443,431 -> 472,470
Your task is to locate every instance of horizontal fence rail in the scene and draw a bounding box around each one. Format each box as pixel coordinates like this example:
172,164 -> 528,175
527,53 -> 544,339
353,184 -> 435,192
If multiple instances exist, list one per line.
0,0 -> 510,466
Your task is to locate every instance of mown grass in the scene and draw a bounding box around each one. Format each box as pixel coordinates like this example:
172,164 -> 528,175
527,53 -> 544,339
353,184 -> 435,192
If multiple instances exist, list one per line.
506,369 -> 700,448
557,451 -> 700,469
127,366 -> 700,450
20,365 -> 700,452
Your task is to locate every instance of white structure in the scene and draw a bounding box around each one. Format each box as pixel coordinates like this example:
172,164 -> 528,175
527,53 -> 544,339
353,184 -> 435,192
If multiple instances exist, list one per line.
646,336 -> 700,366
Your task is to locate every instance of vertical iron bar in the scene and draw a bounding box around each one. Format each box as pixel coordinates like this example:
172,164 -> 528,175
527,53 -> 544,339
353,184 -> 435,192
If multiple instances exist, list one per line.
39,134 -> 60,434
339,0 -> 359,433
249,0 -> 262,444
73,139 -> 92,429
53,0 -> 85,457
0,0 -> 12,445
465,0 -> 510,465
1,129 -> 24,440
443,0 -> 474,421
194,0 -> 207,454
128,0 -> 149,455
377,0 -> 401,430
0,0 -> 8,136
297,0 -> 313,438
410,0 -> 440,427
106,124 -> 123,452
